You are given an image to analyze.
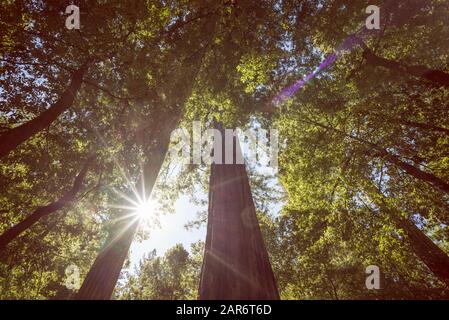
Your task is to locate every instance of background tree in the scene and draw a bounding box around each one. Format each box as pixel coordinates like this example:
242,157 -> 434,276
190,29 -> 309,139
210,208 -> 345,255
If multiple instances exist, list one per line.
115,242 -> 203,300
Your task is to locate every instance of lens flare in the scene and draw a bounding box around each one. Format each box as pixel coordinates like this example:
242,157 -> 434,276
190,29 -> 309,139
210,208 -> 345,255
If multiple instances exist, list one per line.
271,0 -> 408,108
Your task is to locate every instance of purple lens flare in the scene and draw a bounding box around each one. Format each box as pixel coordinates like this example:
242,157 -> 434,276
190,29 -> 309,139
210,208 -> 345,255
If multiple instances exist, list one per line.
271,0 -> 412,108
271,29 -> 371,107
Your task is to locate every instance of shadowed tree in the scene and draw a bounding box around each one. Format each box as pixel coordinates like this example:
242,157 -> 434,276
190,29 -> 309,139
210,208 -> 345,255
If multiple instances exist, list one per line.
75,7 -> 219,297
361,182 -> 449,288
363,47 -> 449,88
0,64 -> 89,159
0,156 -> 93,250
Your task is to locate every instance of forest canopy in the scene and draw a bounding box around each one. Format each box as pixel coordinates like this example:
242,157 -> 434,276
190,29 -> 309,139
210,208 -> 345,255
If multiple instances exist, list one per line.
1,0 -> 449,300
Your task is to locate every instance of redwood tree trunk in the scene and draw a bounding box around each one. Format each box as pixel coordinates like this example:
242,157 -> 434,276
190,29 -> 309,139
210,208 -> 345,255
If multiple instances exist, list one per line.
76,15 -> 216,299
0,157 -> 92,250
364,183 -> 449,288
199,125 -> 279,300
74,126 -> 171,300
0,64 -> 88,159
74,216 -> 140,300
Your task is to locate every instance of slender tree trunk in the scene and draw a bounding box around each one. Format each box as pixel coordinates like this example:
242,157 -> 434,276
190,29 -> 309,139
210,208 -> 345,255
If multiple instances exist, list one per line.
395,216 -> 449,287
363,48 -> 449,88
367,112 -> 449,136
361,182 -> 449,288
0,64 -> 88,159
377,149 -> 449,194
391,118 -> 449,136
302,117 -> 449,195
0,157 -> 92,250
199,124 -> 279,299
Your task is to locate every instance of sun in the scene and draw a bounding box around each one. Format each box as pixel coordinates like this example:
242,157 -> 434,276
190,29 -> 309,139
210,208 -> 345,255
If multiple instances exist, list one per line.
134,199 -> 156,220
109,184 -> 158,227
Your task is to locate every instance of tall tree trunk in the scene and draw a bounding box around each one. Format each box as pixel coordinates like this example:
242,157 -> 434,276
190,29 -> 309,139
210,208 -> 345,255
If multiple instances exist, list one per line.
363,183 -> 449,288
74,55 -> 203,299
0,157 -> 92,250
75,12 -> 217,300
395,216 -> 449,288
363,48 -> 449,88
0,64 -> 88,159
74,128 -> 171,300
199,124 -> 279,299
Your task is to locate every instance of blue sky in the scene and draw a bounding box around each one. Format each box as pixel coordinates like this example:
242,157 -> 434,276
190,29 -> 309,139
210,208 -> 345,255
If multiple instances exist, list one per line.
129,194 -> 206,269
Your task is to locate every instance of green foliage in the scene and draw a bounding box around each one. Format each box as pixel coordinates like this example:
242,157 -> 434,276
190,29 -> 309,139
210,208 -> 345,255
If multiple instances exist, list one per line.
256,0 -> 449,299
1,0 -> 449,300
115,242 -> 203,300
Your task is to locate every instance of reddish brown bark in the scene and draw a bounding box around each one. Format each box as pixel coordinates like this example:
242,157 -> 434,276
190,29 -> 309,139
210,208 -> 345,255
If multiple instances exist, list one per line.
74,216 -> 140,300
199,125 -> 279,300
365,186 -> 449,289
75,14 -> 217,300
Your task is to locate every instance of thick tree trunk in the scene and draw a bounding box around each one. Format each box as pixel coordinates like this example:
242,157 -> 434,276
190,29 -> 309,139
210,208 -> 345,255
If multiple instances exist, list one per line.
74,216 -> 140,300
199,125 -> 279,300
363,48 -> 449,88
0,157 -> 92,250
74,126 -> 172,300
0,64 -> 88,159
